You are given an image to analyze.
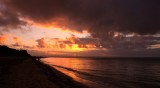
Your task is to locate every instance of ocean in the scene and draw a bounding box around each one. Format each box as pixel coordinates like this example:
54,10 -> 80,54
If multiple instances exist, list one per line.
41,57 -> 160,88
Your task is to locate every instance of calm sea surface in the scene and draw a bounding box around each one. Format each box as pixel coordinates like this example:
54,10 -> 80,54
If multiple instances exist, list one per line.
41,57 -> 160,88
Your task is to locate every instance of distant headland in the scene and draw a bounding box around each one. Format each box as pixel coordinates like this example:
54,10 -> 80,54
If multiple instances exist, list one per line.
0,45 -> 31,57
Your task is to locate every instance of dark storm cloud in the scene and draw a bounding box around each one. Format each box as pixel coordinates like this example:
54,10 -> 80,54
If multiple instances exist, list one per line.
0,10 -> 26,29
2,0 -> 160,38
0,0 -> 26,31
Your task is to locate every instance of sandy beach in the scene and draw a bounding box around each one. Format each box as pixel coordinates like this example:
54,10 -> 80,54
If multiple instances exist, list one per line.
0,57 -> 88,88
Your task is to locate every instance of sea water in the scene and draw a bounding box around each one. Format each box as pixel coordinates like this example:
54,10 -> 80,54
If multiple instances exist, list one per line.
41,57 -> 160,88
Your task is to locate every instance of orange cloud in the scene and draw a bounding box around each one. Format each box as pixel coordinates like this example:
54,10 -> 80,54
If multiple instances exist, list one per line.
36,38 -> 50,48
26,17 -> 88,33
25,17 -> 66,28
13,37 -> 21,43
35,35 -> 102,52
11,37 -> 22,47
13,37 -> 20,41
0,36 -> 6,44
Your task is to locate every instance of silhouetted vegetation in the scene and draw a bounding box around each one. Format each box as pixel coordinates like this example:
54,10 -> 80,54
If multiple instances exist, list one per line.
0,45 -> 31,57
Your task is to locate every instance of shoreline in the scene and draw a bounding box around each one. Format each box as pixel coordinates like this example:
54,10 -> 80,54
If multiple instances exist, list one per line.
36,59 -> 89,88
0,57 -> 89,88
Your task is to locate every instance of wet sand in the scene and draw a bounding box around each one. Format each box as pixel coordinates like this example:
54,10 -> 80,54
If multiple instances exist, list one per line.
0,57 -> 88,88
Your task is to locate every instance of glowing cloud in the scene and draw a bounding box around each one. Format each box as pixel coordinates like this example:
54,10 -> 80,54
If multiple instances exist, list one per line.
0,36 -> 6,44
148,44 -> 160,49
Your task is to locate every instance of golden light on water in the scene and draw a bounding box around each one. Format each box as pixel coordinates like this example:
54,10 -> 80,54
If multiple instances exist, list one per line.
41,58 -> 94,87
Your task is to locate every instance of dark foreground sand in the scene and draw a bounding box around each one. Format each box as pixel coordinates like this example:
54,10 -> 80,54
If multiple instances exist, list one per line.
0,57 -> 88,88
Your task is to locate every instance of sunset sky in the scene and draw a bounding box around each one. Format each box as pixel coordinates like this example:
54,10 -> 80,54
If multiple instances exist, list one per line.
0,0 -> 160,57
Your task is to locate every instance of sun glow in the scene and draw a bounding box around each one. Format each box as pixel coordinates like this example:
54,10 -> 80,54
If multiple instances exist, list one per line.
24,18 -> 101,52
38,35 -> 102,52
65,44 -> 84,51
